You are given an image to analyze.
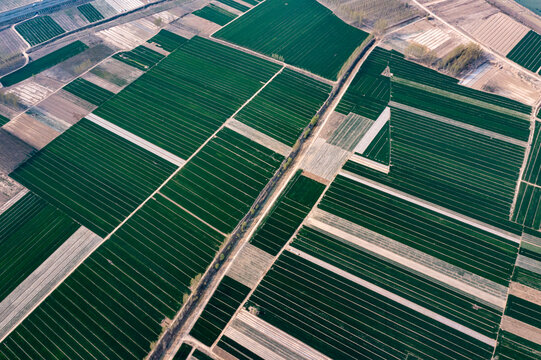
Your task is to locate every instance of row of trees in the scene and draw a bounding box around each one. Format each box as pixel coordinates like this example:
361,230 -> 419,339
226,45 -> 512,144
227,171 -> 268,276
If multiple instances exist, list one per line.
405,42 -> 484,76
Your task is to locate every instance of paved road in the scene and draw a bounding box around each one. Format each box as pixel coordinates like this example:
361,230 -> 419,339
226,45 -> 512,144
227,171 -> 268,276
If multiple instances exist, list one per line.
0,0 -> 89,26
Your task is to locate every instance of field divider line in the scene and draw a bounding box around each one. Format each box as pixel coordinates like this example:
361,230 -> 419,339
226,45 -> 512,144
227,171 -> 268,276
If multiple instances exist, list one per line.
227,309 -> 333,360
190,41 -> 381,356
206,0 -> 335,86
225,118 -> 292,156
0,61 -> 286,345
157,192 -> 227,237
510,98 -> 541,219
389,101 -> 529,147
0,226 -> 102,343
0,188 -> 28,215
85,113 -> 186,167
306,213 -> 507,308
286,246 -> 497,347
340,169 -> 522,243
208,0 -> 266,39
353,106 -> 390,154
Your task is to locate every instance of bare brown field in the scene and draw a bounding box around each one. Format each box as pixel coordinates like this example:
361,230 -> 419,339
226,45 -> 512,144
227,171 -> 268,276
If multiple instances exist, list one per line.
3,113 -> 60,149
35,91 -> 95,126
463,12 -> 529,55
179,13 -> 222,36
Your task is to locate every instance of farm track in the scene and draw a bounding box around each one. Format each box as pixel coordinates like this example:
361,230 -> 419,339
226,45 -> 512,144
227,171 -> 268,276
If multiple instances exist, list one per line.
158,40 -> 379,360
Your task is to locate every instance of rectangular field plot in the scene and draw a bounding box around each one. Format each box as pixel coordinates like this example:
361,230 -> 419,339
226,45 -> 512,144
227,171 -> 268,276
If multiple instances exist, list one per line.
507,30 -> 541,72
193,4 -> 237,25
190,276 -> 250,346
15,16 -> 66,46
391,80 -> 531,141
390,52 -> 532,116
523,122 -> 541,186
214,0 -> 369,80
217,336 -> 265,360
1,41 -> 89,87
147,29 -> 187,52
336,47 -> 391,119
250,172 -> 325,255
0,115 -> 9,126
161,128 -> 283,233
173,344 -> 193,360
0,192 -> 79,302
78,3 -> 104,23
512,182 -> 541,230
505,295 -> 541,329
247,251 -> 495,360
361,122 -> 389,164
236,68 -> 331,146
10,119 -> 177,237
345,106 -> 526,233
0,194 -> 224,360
217,0 -> 250,12
291,226 -> 503,337
318,175 -> 519,285
112,45 -> 165,71
495,331 -> 541,360
94,36 -> 281,159
63,78 -> 114,106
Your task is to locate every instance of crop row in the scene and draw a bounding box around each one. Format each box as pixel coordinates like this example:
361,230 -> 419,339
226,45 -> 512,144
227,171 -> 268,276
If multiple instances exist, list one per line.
94,36 -> 281,159
172,344 -> 193,360
494,331 -> 541,360
512,182 -> 541,230
505,295 -> 541,329
336,46 -> 391,118
318,175 -> 519,285
78,3 -> 105,23
250,172 -> 325,255
345,106 -> 526,233
217,0 -> 250,12
292,225 -> 502,337
147,30 -> 187,52
217,336 -> 264,360
390,52 -> 531,114
512,266 -> 541,292
361,122 -> 389,164
0,193 -> 224,360
0,192 -> 79,302
63,78 -> 115,106
236,68 -> 331,146
193,4 -> 237,26
507,30 -> 541,73
112,45 -> 165,71
248,251 -> 495,360
15,16 -> 66,46
523,122 -> 541,186
391,81 -> 531,140
10,119 -> 177,236
215,0 -> 369,80
1,40 -> 89,87
161,127 -> 283,233
190,276 -> 250,346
